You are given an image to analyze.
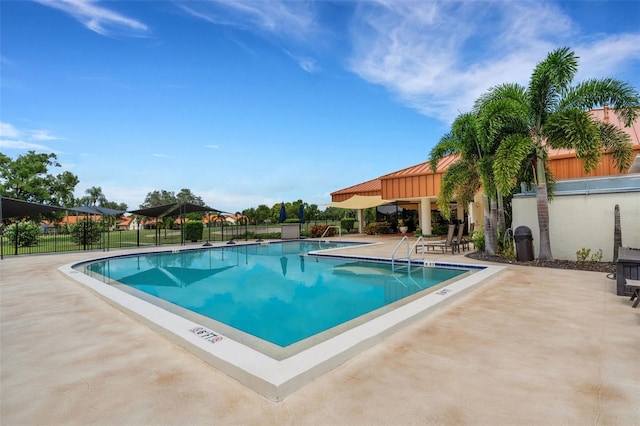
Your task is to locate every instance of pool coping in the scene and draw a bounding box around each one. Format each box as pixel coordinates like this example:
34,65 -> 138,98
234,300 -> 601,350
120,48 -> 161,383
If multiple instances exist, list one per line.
59,245 -> 505,402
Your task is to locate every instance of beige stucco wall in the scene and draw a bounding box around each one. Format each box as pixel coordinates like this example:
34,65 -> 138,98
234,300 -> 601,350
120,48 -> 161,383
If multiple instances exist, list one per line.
468,192 -> 485,233
512,191 -> 640,261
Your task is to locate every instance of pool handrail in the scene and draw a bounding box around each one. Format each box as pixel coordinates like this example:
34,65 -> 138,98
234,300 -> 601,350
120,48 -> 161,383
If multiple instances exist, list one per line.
320,225 -> 342,241
391,236 -> 426,273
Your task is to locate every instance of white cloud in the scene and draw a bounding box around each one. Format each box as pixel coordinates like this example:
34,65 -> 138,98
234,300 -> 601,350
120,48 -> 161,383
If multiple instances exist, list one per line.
0,139 -> 53,151
203,144 -> 220,149
0,122 -> 21,139
347,1 -> 640,123
35,0 -> 148,37
152,153 -> 171,159
179,0 -> 318,42
283,49 -> 319,73
30,129 -> 65,141
574,34 -> 640,81
179,0 -> 323,72
0,122 -> 60,152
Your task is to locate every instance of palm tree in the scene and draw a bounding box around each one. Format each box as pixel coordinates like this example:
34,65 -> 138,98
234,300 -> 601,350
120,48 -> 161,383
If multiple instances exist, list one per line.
85,186 -> 106,206
429,113 -> 490,251
490,47 -> 639,260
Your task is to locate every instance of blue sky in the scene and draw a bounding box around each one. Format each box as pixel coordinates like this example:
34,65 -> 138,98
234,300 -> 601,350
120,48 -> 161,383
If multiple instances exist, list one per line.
2,0 -> 639,213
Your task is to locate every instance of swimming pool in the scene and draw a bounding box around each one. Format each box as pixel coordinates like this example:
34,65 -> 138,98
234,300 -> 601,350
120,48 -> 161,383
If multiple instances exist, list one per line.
63,240 -> 504,401
79,241 -> 466,352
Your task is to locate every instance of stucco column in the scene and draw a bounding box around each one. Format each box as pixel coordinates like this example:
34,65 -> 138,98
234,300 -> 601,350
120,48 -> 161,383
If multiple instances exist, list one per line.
357,209 -> 364,233
419,198 -> 432,235
457,204 -> 464,225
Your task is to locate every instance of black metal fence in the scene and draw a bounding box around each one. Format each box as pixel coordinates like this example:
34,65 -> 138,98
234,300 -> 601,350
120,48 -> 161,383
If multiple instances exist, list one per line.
0,221 -> 343,258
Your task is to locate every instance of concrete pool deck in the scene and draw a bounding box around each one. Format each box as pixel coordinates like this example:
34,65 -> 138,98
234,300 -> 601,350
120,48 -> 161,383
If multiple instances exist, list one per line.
1,237 -> 639,424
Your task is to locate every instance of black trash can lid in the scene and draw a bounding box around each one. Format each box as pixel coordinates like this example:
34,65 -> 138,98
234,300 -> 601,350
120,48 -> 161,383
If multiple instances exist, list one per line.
514,226 -> 532,236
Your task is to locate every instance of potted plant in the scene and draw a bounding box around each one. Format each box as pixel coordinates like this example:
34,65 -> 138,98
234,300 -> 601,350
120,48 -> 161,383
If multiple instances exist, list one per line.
398,219 -> 408,234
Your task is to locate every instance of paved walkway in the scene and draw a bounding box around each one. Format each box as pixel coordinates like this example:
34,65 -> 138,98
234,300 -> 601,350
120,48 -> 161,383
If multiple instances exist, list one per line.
1,238 -> 639,425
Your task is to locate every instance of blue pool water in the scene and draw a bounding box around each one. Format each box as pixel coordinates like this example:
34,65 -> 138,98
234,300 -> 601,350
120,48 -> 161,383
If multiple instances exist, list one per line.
82,241 -> 466,347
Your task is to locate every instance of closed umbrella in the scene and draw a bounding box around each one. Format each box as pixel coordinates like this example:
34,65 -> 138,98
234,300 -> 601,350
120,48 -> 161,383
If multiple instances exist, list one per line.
279,202 -> 286,223
298,204 -> 304,223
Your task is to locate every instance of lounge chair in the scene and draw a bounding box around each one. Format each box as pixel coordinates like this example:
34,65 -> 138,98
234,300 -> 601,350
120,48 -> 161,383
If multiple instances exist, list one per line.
420,224 -> 456,254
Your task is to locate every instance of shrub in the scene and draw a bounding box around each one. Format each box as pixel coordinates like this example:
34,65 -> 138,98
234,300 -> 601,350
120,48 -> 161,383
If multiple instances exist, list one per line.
284,218 -> 300,223
431,223 -> 449,236
70,219 -> 102,246
471,229 -> 485,252
498,232 -> 516,259
414,227 -> 422,237
310,225 -> 336,238
363,222 -> 391,235
576,248 -> 603,262
498,240 -> 516,259
2,221 -> 40,247
340,218 -> 355,233
184,221 -> 204,242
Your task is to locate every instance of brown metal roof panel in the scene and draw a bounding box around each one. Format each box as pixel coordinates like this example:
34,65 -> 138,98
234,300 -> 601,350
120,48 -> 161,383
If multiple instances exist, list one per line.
381,154 -> 458,179
330,177 -> 381,196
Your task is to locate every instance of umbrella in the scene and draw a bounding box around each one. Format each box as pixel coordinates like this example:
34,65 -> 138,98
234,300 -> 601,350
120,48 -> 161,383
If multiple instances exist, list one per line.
279,202 -> 286,223
298,204 -> 304,223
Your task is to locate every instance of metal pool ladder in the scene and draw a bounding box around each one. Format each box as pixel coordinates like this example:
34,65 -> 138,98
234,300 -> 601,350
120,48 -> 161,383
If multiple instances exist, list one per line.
391,236 -> 426,273
319,225 -> 342,241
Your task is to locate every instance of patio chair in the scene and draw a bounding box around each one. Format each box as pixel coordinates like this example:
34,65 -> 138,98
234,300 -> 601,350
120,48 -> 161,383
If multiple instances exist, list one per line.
453,222 -> 470,252
419,224 -> 456,254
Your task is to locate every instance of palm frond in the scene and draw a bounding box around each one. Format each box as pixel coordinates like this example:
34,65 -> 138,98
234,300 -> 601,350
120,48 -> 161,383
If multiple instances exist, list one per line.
436,161 -> 480,219
598,122 -> 634,171
528,47 -> 578,122
451,112 -> 482,160
474,83 -> 528,111
560,78 -> 640,126
428,131 -> 459,173
545,110 -> 610,173
477,157 -> 497,200
494,134 -> 534,195
475,83 -> 530,155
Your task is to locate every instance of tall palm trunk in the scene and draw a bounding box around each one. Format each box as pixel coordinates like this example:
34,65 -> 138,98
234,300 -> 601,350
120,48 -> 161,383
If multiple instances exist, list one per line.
497,192 -> 506,237
535,155 -> 553,260
483,194 -> 497,255
489,198 -> 498,254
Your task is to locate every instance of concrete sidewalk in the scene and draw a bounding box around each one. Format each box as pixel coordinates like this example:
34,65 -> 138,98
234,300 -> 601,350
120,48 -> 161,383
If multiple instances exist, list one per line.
1,239 -> 639,425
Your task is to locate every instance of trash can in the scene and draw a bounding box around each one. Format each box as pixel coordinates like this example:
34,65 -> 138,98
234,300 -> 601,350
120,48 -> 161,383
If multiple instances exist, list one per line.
514,226 -> 534,261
